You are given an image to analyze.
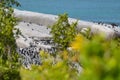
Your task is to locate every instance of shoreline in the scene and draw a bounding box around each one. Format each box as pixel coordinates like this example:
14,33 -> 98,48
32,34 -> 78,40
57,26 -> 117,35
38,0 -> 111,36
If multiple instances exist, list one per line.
14,9 -> 120,39
14,9 -> 120,48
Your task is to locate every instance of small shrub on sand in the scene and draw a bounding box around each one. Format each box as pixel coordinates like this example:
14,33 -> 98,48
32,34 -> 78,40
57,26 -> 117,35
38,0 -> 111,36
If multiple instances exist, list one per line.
49,13 -> 78,50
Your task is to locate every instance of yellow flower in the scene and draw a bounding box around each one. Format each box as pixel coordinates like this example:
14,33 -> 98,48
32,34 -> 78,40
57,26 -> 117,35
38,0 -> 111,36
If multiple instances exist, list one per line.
71,34 -> 84,50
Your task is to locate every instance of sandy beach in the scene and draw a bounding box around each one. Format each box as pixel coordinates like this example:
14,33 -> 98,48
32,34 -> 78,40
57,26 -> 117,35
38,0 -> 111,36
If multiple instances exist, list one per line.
14,9 -> 120,48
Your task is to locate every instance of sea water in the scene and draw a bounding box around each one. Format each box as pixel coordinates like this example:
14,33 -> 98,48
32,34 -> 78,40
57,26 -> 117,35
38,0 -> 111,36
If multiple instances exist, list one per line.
17,0 -> 120,25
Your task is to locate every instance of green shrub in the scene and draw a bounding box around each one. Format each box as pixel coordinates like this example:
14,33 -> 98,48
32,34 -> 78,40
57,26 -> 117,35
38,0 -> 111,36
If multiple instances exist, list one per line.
0,67 -> 21,80
0,0 -> 20,80
49,13 -> 78,50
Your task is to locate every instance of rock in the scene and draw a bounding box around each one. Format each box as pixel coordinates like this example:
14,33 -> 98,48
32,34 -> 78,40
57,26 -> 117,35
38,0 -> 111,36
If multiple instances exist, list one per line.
17,38 -> 56,69
17,47 -> 41,69
69,62 -> 83,73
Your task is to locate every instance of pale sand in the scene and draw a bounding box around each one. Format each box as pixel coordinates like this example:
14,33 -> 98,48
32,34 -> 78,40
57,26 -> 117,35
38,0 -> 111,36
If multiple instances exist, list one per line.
14,9 -> 120,47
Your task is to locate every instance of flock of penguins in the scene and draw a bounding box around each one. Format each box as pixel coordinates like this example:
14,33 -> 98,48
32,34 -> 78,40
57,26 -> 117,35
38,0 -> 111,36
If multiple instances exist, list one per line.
16,22 -> 120,72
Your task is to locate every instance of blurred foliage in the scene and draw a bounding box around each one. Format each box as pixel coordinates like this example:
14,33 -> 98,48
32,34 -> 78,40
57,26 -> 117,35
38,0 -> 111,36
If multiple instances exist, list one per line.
20,51 -> 78,80
0,0 -> 20,80
72,34 -> 120,80
49,13 -> 78,50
